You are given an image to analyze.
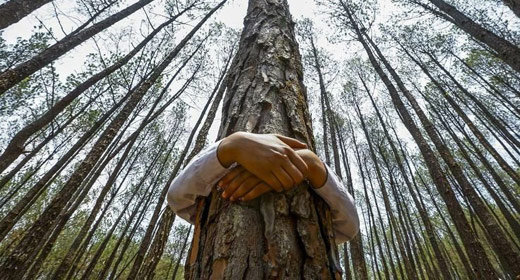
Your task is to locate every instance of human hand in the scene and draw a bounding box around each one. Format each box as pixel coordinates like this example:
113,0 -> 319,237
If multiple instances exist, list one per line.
218,166 -> 272,201
294,149 -> 327,188
218,149 -> 327,201
217,132 -> 309,192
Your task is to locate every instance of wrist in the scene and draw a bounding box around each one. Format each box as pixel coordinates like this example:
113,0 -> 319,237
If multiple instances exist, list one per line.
217,132 -> 246,168
217,135 -> 238,168
308,157 -> 327,189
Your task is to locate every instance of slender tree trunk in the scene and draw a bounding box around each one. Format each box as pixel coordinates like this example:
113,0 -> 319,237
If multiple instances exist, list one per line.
424,52 -> 520,154
333,116 -> 369,280
503,0 -> 520,17
309,33 -> 363,280
339,2 -> 497,278
0,6 -> 212,275
423,54 -> 520,186
0,10 -> 191,173
134,55 -> 229,279
0,0 -> 154,94
348,116 -> 391,280
353,100 -> 416,280
312,37 -> 331,166
185,0 -> 340,279
0,89 -> 100,189
51,127 -> 174,279
420,0 -> 520,72
361,78 -> 451,280
0,0 -> 52,30
386,42 -> 520,277
0,85 -> 133,242
172,226 -> 192,280
450,51 -> 520,116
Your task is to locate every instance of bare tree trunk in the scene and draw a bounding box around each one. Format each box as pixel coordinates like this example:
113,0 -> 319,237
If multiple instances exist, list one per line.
0,9 -> 191,173
425,52 -> 520,161
338,2 -> 497,278
361,78 -> 452,280
353,100 -> 416,280
387,41 -> 520,278
135,53 -> 229,279
347,115 -> 392,280
0,8 -> 209,275
0,86 -> 133,242
185,0 -> 340,279
172,226 -> 192,280
0,0 -> 154,94
0,0 -> 52,30
333,120 -> 368,280
503,0 -> 520,17
419,0 -> 520,72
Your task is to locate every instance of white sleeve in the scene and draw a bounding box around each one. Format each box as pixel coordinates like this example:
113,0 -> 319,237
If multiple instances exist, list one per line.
313,165 -> 360,244
167,140 -> 228,223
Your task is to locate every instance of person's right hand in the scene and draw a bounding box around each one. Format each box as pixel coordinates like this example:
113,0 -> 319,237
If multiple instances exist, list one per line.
217,132 -> 309,192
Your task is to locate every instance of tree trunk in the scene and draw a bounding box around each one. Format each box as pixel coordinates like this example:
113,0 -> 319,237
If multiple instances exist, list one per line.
388,42 -> 520,278
353,100 -> 416,280
333,116 -> 369,280
0,5 -> 213,274
425,52 -> 520,157
361,78 -> 452,279
338,2 -> 497,278
0,10 -> 190,173
134,53 -> 229,279
0,86 -> 133,242
421,0 -> 520,72
185,0 -> 340,279
0,0 -> 154,94
503,0 -> 520,17
0,0 -> 52,30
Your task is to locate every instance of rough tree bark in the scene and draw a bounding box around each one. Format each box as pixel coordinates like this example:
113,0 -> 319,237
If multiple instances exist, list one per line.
0,0 -> 52,30
185,0 -> 341,279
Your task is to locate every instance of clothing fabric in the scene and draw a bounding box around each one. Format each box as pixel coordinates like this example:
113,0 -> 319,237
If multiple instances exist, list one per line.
166,140 -> 359,244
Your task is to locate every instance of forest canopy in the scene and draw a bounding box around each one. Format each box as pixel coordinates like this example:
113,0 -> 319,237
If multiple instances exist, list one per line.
0,0 -> 519,279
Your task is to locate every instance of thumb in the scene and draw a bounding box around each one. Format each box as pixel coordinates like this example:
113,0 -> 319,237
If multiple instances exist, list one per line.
276,135 -> 307,148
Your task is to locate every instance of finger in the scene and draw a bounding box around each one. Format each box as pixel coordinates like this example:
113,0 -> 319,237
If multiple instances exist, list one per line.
265,173 -> 283,193
222,172 -> 253,199
286,149 -> 309,175
231,177 -> 262,200
241,183 -> 272,201
218,166 -> 244,188
276,135 -> 307,149
282,162 -> 304,185
273,168 -> 294,191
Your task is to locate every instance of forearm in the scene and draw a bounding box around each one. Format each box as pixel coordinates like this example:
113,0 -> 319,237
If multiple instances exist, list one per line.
167,140 -> 228,222
312,164 -> 360,243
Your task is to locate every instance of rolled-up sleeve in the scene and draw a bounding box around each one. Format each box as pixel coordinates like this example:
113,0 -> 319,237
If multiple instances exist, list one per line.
314,165 -> 360,244
167,140 -> 228,223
